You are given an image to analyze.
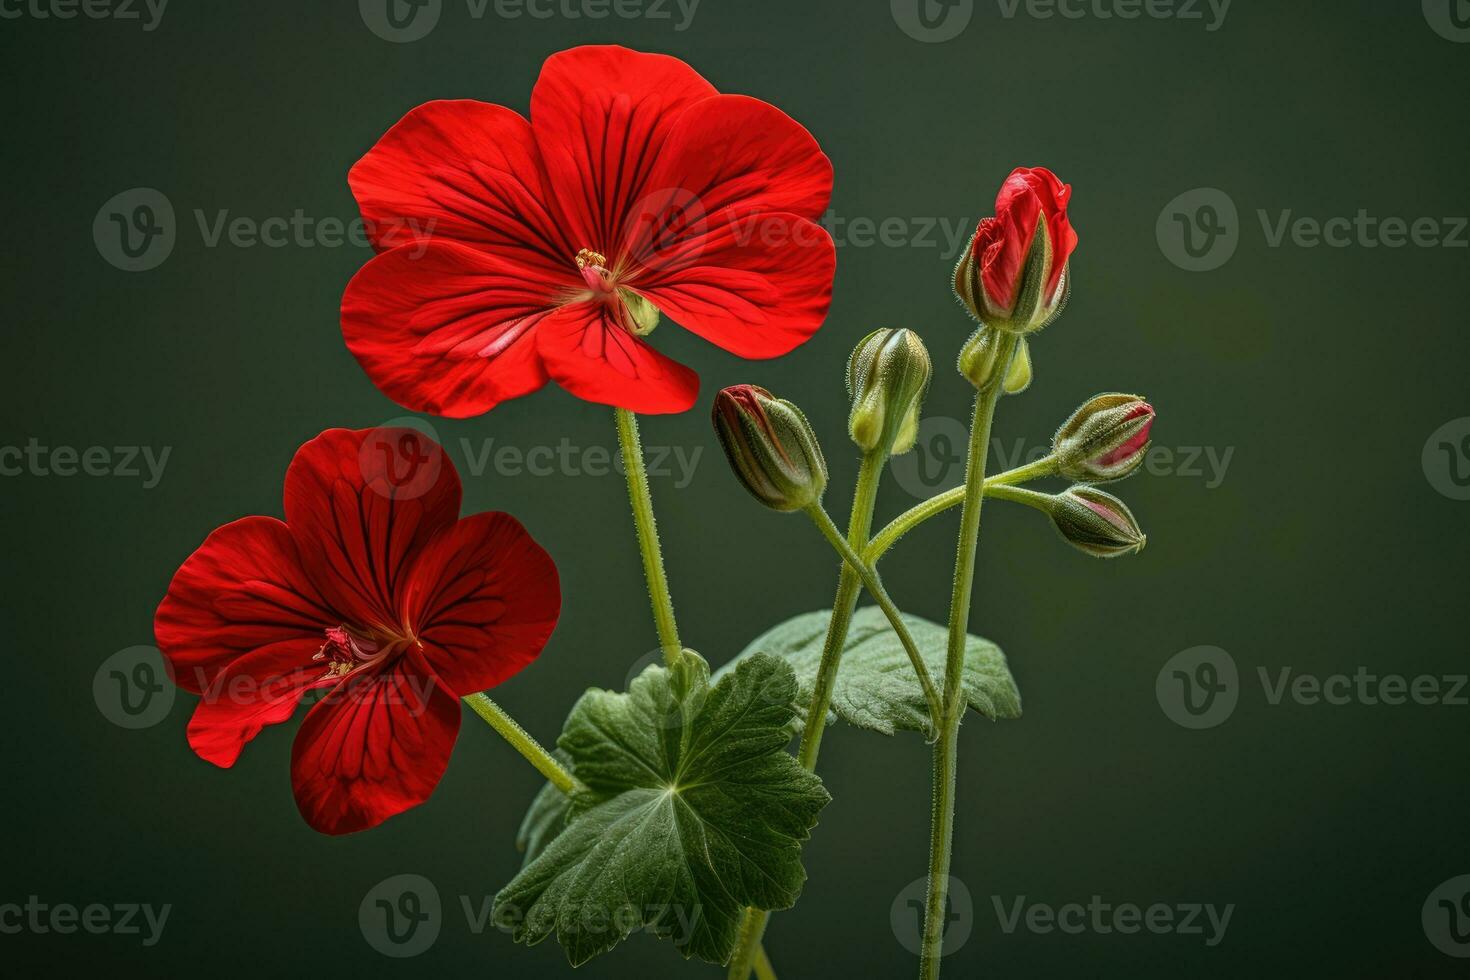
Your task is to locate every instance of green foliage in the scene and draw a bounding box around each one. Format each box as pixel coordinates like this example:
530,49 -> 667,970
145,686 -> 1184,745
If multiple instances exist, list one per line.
721,605 -> 1022,735
494,652 -> 830,966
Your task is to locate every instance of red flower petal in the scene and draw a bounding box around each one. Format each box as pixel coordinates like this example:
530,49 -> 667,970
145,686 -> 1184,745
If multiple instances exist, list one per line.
635,213 -> 836,359
155,516 -> 335,694
185,639 -> 330,767
401,512 -> 561,695
342,241 -> 558,418
290,652 -> 461,835
530,45 -> 718,250
629,94 -> 832,245
283,428 -> 461,627
535,301 -> 699,413
348,99 -> 575,282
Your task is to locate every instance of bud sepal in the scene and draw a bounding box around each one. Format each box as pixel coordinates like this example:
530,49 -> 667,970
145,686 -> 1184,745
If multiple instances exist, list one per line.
712,385 -> 828,513
847,328 -> 933,455
1049,486 -> 1146,558
1053,393 -> 1155,483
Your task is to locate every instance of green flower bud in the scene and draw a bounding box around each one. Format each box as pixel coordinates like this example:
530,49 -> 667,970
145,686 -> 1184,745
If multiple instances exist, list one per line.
1053,393 -> 1155,483
957,326 -> 1004,390
1049,486 -> 1146,558
712,385 -> 827,512
1002,337 -> 1033,394
846,328 -> 932,455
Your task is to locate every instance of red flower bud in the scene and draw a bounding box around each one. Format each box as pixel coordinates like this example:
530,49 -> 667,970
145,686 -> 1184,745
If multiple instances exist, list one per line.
1049,486 -> 1146,558
1053,393 -> 1155,482
712,385 -> 827,513
955,167 -> 1079,334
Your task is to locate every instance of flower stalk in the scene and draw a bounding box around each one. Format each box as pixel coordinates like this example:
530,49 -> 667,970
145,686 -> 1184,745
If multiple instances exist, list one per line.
464,693 -> 585,796
920,331 -> 1016,979
614,408 -> 684,668
727,448 -> 887,980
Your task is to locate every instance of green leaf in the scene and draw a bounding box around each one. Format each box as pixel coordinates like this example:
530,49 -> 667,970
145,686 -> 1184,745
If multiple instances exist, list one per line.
514,750 -> 578,868
493,652 -> 830,966
718,605 -> 1022,736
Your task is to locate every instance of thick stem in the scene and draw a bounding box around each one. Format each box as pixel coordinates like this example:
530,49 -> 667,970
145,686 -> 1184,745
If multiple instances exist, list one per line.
804,504 -> 943,731
754,944 -> 778,980
727,450 -> 887,980
796,450 -> 886,769
866,457 -> 1056,564
919,335 -> 1016,980
463,693 -> 585,796
614,408 -> 683,668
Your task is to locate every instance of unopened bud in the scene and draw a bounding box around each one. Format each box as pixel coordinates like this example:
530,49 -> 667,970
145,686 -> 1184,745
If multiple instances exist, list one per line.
847,328 -> 932,455
954,167 -> 1078,334
1054,393 -> 1155,483
712,385 -> 827,512
1002,337 -> 1033,394
1049,486 -> 1146,558
958,326 -> 1004,390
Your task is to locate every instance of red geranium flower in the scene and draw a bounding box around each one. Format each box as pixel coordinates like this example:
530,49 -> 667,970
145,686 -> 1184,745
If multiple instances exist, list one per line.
341,44 -> 836,418
154,428 -> 561,835
955,167 -> 1078,333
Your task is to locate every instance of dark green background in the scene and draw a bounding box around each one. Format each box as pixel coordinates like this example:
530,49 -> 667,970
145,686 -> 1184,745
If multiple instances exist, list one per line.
4,1 -> 1467,976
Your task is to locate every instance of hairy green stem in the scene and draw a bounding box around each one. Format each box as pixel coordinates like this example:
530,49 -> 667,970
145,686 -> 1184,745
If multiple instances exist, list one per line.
920,334 -> 1016,980
754,945 -> 778,980
614,408 -> 683,668
984,482 -> 1055,512
804,504 -> 943,730
866,456 -> 1056,564
727,450 -> 887,980
464,693 -> 585,796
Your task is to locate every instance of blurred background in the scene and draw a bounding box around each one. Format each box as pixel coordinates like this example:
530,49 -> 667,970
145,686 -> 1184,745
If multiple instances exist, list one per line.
3,1 -> 1468,976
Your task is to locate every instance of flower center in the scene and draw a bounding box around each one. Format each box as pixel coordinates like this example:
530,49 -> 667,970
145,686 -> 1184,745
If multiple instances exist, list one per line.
313,625 -> 408,679
575,248 -> 616,296
573,248 -> 659,337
